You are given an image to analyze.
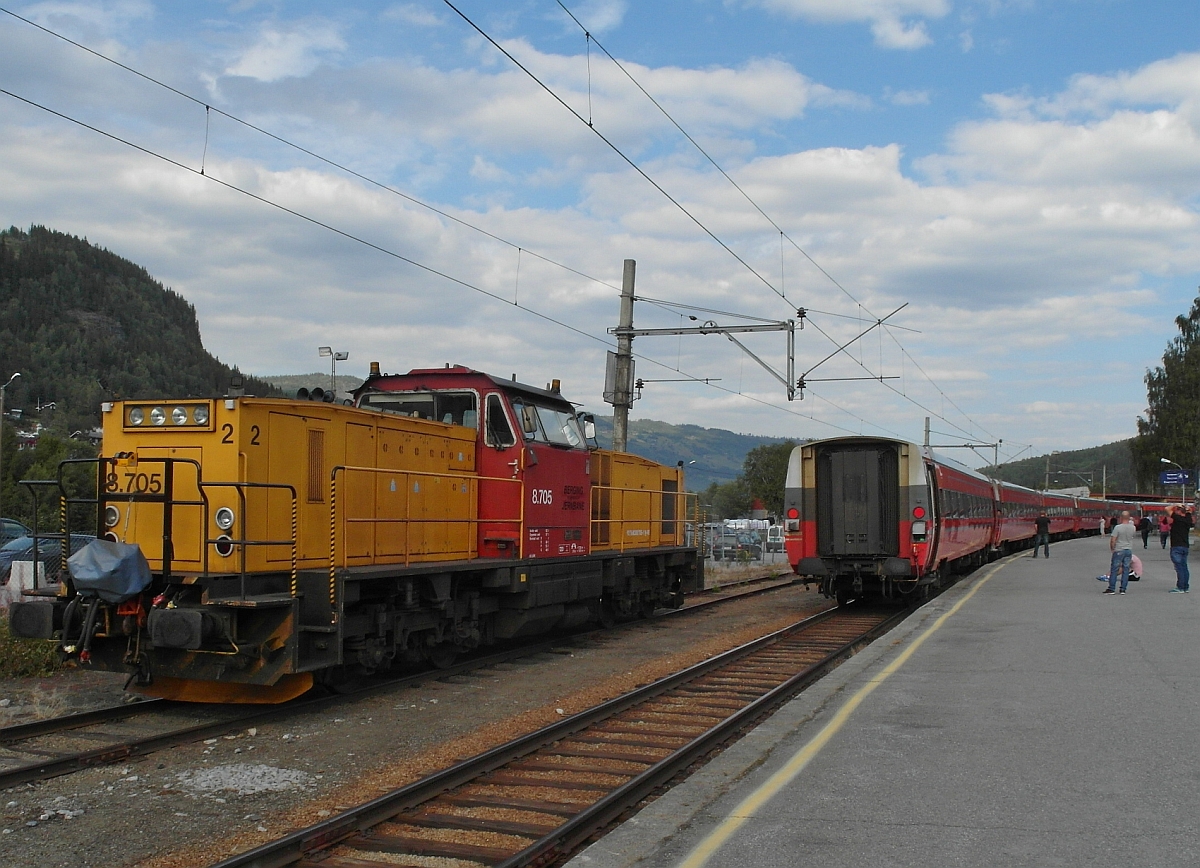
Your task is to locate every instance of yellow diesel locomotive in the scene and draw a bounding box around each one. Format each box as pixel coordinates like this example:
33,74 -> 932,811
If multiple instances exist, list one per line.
8,364 -> 702,702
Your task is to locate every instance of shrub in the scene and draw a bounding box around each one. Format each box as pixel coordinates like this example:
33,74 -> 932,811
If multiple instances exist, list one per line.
0,618 -> 61,678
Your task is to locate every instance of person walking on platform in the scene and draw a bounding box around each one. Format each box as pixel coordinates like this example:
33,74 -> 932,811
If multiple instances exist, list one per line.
1033,511 -> 1051,558
1160,513 -> 1172,549
1168,505 -> 1194,593
1139,514 -> 1152,548
1105,511 -> 1136,595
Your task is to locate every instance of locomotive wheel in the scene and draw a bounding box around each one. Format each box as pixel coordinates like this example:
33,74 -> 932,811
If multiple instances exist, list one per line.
429,643 -> 459,669
599,600 -> 618,630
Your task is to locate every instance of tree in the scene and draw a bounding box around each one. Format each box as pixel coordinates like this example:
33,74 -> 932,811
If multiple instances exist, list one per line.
741,440 -> 798,518
699,479 -> 751,521
1132,293 -> 1200,490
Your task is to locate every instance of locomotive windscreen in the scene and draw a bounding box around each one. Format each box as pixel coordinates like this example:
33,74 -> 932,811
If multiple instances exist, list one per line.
816,445 -> 900,557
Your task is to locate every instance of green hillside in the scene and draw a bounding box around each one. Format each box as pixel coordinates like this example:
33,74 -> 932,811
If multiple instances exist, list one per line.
982,439 -> 1142,496
0,225 -> 280,434
590,415 -> 789,492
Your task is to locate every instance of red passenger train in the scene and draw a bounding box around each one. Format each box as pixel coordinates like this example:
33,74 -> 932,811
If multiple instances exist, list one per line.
783,437 -> 1147,605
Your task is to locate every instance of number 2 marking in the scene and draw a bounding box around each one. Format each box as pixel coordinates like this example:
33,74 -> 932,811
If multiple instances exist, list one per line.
221,423 -> 234,444
250,425 -> 261,446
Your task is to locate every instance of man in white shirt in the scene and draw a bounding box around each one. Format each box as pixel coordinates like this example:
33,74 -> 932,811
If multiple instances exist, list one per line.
1105,511 -> 1136,595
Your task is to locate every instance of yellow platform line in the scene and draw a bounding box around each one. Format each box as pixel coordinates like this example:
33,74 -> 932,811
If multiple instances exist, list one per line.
677,558 -> 1013,868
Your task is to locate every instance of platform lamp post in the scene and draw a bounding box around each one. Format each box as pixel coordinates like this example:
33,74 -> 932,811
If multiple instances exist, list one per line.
1156,458 -> 1185,506
318,347 -> 348,400
0,371 -> 20,519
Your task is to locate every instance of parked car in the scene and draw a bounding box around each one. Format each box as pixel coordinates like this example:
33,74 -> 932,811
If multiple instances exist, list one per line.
765,525 -> 783,553
0,518 -> 31,546
713,531 -> 762,562
1,533 -> 96,584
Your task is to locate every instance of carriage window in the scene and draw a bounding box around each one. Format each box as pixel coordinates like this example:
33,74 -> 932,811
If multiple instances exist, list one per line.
485,394 -> 516,448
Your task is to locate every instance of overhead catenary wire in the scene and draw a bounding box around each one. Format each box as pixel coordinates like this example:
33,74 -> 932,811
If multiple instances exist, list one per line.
0,84 -> 900,442
5,1 -> 939,440
0,5 -> 974,447
0,4 -> 623,296
552,0 -> 994,442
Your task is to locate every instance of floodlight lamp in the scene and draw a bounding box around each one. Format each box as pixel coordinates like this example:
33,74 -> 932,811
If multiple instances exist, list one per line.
334,351 -> 349,361
318,347 -> 332,357
1161,458 -> 1173,464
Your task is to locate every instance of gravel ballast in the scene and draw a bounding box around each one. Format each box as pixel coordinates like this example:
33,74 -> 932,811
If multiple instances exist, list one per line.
0,582 -> 828,868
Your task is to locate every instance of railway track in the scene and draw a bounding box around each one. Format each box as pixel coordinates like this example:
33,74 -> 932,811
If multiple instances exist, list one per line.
209,603 -> 905,868
0,574 -> 809,791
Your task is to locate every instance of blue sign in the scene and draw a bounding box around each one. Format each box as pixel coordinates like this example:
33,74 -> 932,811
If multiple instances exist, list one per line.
1160,470 -> 1193,486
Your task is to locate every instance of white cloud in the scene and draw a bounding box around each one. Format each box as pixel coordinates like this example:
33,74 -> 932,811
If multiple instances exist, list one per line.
380,4 -> 442,27
570,0 -> 628,34
224,20 -> 345,82
745,0 -> 950,49
886,88 -> 930,106
4,28 -> 1200,452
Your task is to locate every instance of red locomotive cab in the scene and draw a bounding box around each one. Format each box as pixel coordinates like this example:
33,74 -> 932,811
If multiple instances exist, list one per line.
478,387 -> 590,559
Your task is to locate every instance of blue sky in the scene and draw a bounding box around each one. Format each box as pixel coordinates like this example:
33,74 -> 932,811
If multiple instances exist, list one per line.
2,1 -> 1200,468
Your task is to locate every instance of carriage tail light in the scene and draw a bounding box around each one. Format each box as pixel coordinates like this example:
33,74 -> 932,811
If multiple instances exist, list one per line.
786,508 -> 799,519
913,506 -> 926,519
785,519 -> 800,532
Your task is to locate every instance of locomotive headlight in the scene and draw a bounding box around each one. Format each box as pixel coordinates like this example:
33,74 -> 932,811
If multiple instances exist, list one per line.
104,505 -> 121,528
912,520 -> 927,537
192,405 -> 209,425
128,407 -> 145,426
171,406 -> 188,425
214,507 -> 236,531
149,406 -> 166,426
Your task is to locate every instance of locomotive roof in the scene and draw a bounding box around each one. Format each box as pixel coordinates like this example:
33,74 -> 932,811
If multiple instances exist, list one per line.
355,365 -> 577,409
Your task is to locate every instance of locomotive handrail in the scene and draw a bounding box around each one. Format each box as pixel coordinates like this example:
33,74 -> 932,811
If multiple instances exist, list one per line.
97,456 -> 205,584
589,483 -> 696,553
196,480 -> 298,600
327,464 -> 525,620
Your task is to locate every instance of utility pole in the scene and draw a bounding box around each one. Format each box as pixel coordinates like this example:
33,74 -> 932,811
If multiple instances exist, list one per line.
610,259 -> 636,453
924,417 -> 930,448
0,372 -> 19,521
1045,454 -> 1050,491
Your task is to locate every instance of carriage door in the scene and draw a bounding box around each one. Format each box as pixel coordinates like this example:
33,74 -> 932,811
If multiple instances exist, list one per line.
817,446 -> 899,557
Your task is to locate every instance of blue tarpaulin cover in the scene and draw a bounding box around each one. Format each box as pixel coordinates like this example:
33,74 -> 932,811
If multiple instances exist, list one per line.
68,539 -> 152,603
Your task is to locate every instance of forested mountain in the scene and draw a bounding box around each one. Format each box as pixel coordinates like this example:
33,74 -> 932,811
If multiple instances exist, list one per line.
981,439 -> 1139,496
0,225 -> 279,434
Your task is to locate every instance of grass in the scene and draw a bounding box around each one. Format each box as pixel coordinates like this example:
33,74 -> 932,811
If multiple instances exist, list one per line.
0,618 -> 62,679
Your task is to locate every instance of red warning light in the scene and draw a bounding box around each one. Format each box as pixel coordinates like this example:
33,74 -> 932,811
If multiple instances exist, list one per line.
913,506 -> 926,519
786,508 -> 799,519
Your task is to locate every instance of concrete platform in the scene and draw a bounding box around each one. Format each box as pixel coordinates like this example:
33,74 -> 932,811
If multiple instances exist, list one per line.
568,535 -> 1199,868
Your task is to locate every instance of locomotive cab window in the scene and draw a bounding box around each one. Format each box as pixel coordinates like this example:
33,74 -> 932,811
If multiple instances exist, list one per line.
508,397 -> 585,449
485,393 -> 516,448
360,390 -> 477,426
